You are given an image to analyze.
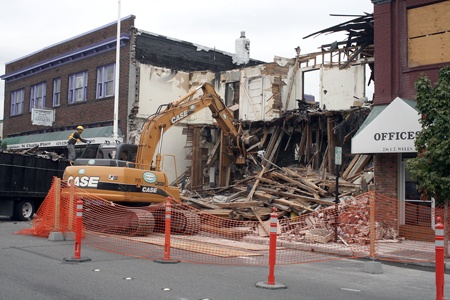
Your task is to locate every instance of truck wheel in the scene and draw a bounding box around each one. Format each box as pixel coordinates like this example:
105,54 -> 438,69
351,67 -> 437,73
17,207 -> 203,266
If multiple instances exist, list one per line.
12,200 -> 35,221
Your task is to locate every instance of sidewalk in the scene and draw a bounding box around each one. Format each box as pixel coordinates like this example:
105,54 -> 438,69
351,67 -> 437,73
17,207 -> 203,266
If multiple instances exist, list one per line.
244,235 -> 450,269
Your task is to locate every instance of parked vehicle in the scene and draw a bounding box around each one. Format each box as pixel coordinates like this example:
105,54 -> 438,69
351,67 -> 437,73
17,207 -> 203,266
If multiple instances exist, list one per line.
0,151 -> 69,220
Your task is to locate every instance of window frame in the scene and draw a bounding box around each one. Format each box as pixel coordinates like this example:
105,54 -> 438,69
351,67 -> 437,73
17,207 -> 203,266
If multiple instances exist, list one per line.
68,71 -> 88,104
53,77 -> 61,107
10,89 -> 24,116
30,82 -> 47,111
96,63 -> 115,99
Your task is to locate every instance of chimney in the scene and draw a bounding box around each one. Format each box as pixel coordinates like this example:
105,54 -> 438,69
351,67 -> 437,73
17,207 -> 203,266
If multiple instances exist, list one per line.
233,31 -> 250,65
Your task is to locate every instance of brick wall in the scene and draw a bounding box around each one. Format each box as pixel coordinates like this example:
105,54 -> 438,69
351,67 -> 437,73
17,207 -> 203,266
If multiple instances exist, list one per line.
3,17 -> 135,138
374,153 -> 397,199
373,0 -> 447,105
5,17 -> 135,74
373,1 -> 394,105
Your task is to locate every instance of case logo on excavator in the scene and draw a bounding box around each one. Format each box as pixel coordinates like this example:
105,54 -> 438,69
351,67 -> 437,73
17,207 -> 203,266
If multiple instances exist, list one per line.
170,110 -> 189,124
67,176 -> 100,188
142,186 -> 158,193
142,172 -> 157,183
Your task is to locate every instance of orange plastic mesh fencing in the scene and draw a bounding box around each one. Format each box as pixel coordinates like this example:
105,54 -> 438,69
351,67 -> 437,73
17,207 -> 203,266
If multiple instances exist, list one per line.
17,177 -> 65,237
17,179 -> 443,265
372,192 -> 437,264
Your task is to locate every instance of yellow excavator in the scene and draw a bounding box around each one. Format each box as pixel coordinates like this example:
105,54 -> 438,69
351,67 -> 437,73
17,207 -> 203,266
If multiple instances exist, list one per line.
62,83 -> 246,235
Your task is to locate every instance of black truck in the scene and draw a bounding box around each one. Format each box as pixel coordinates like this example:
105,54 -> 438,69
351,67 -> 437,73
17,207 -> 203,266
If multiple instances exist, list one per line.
0,151 -> 69,221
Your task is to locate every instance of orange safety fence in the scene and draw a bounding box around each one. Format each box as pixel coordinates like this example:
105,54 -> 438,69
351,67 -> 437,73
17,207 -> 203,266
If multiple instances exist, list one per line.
17,177 -> 444,266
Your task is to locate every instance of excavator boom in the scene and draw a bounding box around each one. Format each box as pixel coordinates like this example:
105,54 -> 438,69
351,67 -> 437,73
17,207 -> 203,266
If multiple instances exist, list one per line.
136,83 -> 244,170
63,83 -> 244,206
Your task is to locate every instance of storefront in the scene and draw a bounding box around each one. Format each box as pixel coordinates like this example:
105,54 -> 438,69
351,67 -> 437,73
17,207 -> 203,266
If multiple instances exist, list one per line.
2,126 -> 123,158
352,97 -> 431,227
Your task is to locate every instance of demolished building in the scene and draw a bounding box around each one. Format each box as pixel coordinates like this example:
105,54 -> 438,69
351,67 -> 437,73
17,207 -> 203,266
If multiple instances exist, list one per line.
1,14 -> 375,201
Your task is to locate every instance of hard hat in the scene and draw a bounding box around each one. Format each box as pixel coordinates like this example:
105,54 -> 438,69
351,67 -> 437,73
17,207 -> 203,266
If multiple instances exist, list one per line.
77,126 -> 84,130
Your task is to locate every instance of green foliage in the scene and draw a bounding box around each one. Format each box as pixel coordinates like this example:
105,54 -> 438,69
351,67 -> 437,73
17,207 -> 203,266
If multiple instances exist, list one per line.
407,66 -> 450,203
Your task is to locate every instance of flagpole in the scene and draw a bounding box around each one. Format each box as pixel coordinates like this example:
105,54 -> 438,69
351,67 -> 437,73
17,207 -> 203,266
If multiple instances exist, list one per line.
113,0 -> 121,140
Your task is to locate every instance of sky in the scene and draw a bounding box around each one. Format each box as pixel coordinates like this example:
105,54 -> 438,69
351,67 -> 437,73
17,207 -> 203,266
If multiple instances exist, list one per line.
0,0 -> 374,121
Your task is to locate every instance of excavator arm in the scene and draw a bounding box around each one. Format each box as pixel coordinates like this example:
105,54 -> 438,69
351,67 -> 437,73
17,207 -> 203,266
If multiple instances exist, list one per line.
135,83 -> 245,171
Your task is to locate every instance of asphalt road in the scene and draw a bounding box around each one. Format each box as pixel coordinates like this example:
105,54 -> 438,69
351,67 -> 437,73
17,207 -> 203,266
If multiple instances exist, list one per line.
1,216 -> 448,300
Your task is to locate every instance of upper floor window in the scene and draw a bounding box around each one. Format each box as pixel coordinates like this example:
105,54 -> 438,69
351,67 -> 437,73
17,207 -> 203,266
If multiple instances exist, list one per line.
96,64 -> 115,99
53,78 -> 61,107
407,1 -> 450,68
30,82 -> 46,110
11,89 -> 24,116
68,71 -> 88,103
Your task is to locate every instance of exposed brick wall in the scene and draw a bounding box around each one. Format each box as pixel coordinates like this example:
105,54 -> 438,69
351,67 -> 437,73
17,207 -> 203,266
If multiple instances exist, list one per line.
134,32 -> 264,72
374,153 -> 397,199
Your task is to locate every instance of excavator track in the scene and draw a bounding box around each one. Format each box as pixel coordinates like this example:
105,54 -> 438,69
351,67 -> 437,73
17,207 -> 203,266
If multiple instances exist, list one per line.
82,200 -> 201,236
152,208 -> 201,235
83,201 -> 155,236
127,208 -> 156,236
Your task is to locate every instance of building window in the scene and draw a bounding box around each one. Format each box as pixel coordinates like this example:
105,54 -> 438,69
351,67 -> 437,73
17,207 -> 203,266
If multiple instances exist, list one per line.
30,82 -> 46,110
68,71 -> 88,103
53,78 -> 61,107
407,1 -> 450,68
96,64 -> 115,99
11,89 -> 24,116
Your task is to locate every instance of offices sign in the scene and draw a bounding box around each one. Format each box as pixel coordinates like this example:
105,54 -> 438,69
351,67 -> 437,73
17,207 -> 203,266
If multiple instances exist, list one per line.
352,97 -> 421,154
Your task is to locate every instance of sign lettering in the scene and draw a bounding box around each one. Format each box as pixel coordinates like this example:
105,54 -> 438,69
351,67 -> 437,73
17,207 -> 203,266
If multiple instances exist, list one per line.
373,131 -> 419,141
170,110 -> 189,124
67,176 -> 100,188
142,186 -> 158,193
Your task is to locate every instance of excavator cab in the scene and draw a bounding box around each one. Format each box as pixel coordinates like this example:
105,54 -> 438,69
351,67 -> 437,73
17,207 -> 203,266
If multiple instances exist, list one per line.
74,143 -> 137,167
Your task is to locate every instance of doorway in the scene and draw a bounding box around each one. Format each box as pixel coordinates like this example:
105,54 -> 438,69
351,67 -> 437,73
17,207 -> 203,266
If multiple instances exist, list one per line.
399,155 -> 433,227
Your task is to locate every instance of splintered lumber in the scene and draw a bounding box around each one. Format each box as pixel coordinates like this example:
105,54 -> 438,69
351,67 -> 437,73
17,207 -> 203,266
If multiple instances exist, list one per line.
256,187 -> 313,207
327,117 -> 335,174
265,189 -> 335,206
270,171 -> 322,197
320,178 -> 360,188
297,126 -> 307,163
283,168 -> 327,195
305,229 -> 333,243
252,207 -> 269,236
246,165 -> 266,201
282,167 -> 328,196
338,235 -> 350,247
201,224 -> 253,239
20,146 -> 39,155
319,146 -> 329,180
186,198 -> 221,209
255,177 -> 315,197
206,138 -> 221,166
214,201 -> 261,208
198,209 -> 234,218
342,154 -> 371,179
235,186 -> 333,208
271,198 -> 314,213
342,154 -> 360,179
264,126 -> 283,166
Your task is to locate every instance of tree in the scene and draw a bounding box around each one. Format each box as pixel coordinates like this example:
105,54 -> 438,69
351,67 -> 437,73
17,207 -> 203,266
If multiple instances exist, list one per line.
408,66 -> 450,256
